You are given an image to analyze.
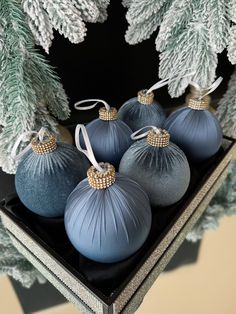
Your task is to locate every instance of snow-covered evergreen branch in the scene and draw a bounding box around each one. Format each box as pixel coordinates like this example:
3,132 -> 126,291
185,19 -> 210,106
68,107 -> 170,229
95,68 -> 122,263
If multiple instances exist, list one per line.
125,0 -> 234,97
0,0 -> 70,173
216,68 -> 236,139
0,218 -> 46,287
23,0 -> 110,52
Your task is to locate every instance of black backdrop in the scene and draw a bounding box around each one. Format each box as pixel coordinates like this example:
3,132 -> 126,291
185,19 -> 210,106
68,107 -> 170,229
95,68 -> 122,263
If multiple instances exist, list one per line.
46,0 -> 234,124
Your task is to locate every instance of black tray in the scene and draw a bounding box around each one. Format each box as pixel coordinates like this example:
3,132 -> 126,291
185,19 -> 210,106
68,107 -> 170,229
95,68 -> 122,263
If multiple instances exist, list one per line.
0,137 -> 235,314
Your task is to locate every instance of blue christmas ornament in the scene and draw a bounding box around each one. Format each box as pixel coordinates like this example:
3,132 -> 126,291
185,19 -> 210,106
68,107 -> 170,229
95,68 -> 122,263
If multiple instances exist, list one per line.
15,130 -> 90,218
118,89 -> 166,131
119,127 -> 190,207
65,125 -> 152,263
74,99 -> 132,166
164,95 -> 223,162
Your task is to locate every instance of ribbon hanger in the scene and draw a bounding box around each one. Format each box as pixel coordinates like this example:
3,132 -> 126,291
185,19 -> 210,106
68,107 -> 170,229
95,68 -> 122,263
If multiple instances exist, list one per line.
131,126 -> 161,140
74,99 -> 110,111
11,127 -> 49,160
189,77 -> 223,99
75,124 -> 104,172
146,69 -> 196,94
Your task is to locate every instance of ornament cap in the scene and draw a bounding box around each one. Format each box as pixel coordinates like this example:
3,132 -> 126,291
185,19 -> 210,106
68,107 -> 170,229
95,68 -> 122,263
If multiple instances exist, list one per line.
31,134 -> 57,155
137,90 -> 154,105
87,162 -> 116,189
147,129 -> 170,147
188,96 -> 209,110
99,107 -> 118,121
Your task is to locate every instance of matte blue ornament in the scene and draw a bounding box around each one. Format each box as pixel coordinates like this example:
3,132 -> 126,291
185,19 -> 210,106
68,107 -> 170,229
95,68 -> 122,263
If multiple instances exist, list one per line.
75,100 -> 132,166
65,163 -> 152,263
118,90 -> 166,131
15,133 -> 90,218
164,96 -> 223,162
65,124 -> 152,263
119,128 -> 190,207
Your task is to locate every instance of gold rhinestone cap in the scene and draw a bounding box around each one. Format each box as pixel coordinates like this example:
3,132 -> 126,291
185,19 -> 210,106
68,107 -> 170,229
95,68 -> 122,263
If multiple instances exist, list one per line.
99,107 -> 118,121
87,163 -> 116,189
188,96 -> 210,110
31,134 -> 57,155
137,90 -> 154,105
147,129 -> 170,147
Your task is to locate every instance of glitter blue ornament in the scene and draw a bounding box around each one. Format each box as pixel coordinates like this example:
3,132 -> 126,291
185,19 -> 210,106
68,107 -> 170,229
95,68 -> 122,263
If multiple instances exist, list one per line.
119,127 -> 191,207
164,79 -> 223,162
74,99 -> 132,166
65,125 -> 152,263
14,129 -> 90,218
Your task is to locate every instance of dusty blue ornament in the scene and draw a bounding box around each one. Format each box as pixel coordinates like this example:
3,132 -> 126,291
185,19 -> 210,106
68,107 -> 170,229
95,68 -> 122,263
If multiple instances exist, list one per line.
164,96 -> 223,162
75,100 -> 132,166
65,125 -> 152,263
118,90 -> 166,131
119,128 -> 190,207
15,133 -> 90,218
65,163 -> 152,263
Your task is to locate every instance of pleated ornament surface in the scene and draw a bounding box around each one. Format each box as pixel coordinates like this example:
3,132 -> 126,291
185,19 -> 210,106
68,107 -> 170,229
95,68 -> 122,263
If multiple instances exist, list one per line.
118,97 -> 166,131
65,173 -> 152,263
164,107 -> 223,162
119,139 -> 190,207
15,143 -> 90,218
80,119 -> 132,166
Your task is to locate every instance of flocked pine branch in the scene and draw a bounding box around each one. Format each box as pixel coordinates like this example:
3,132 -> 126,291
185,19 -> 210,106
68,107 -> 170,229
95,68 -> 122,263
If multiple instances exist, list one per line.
23,0 -> 110,52
187,160 -> 236,242
0,217 -> 46,288
125,0 -> 233,97
216,68 -> 236,138
0,0 -> 70,173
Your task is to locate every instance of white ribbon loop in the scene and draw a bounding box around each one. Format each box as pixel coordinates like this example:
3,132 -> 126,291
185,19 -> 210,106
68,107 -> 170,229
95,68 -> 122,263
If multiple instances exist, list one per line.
131,126 -> 160,140
190,77 -> 223,99
75,124 -> 104,172
11,127 -> 49,161
74,99 -> 110,111
146,70 -> 196,94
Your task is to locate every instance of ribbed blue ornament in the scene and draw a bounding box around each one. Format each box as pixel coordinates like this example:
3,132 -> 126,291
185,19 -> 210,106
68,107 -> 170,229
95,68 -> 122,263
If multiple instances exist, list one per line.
164,98 -> 223,162
119,128 -> 190,207
15,141 -> 90,218
79,108 -> 132,166
118,90 -> 166,131
65,167 -> 152,263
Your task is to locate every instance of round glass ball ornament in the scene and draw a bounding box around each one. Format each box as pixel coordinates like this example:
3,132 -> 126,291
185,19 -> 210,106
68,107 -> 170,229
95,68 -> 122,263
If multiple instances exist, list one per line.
15,134 -> 90,218
164,96 -> 223,162
119,128 -> 190,207
118,90 -> 166,131
65,162 -> 152,263
76,103 -> 132,166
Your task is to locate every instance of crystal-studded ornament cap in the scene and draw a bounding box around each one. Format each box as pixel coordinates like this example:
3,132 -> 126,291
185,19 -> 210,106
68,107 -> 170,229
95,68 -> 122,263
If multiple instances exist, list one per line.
137,90 -> 154,105
147,129 -> 170,147
99,107 -> 118,121
87,162 -> 116,189
31,134 -> 57,155
188,96 -> 210,110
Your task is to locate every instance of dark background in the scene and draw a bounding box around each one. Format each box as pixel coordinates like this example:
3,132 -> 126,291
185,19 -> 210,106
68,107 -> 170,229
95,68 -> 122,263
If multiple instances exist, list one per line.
46,1 -> 234,124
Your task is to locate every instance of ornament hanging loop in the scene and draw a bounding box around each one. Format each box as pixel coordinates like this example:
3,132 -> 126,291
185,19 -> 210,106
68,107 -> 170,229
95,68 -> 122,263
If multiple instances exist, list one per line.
131,126 -> 161,140
190,77 -> 223,100
131,126 -> 170,147
74,99 -> 111,111
146,69 -> 196,95
11,127 -> 54,160
75,124 -> 104,172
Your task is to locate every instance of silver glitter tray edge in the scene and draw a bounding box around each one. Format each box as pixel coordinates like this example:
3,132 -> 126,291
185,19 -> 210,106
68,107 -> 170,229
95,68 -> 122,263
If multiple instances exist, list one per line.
1,140 -> 235,314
